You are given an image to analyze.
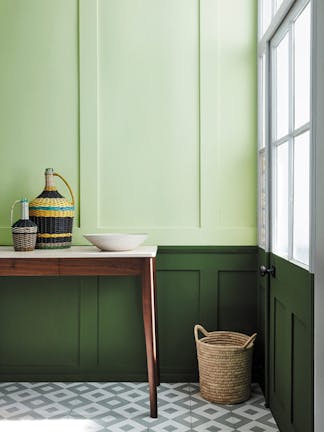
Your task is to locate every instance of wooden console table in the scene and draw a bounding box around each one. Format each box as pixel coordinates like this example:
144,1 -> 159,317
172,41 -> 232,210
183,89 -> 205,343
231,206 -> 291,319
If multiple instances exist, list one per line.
0,245 -> 159,418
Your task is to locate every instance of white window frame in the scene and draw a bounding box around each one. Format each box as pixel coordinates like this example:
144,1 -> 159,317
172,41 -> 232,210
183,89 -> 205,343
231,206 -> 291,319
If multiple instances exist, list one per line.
257,52 -> 269,250
257,0 -> 313,271
259,0 -> 298,41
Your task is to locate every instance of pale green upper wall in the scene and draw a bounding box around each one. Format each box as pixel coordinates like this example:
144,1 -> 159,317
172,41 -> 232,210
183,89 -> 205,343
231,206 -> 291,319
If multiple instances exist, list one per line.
0,0 -> 257,246
0,0 -> 80,232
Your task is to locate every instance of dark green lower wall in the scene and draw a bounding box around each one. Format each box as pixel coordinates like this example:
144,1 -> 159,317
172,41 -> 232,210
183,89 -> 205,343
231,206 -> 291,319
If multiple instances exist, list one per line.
0,246 -> 259,382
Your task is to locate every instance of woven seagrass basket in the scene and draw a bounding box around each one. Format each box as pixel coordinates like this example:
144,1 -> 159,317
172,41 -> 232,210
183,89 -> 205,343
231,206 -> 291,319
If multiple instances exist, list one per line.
194,325 -> 257,404
29,168 -> 75,249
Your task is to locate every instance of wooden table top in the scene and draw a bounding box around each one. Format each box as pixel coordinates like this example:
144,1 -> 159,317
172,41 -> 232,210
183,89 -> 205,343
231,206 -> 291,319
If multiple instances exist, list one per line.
0,245 -> 158,259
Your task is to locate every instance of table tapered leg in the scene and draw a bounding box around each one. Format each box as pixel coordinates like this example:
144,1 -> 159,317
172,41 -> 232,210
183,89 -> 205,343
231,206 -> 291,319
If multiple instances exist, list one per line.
153,258 -> 160,386
142,257 -> 157,418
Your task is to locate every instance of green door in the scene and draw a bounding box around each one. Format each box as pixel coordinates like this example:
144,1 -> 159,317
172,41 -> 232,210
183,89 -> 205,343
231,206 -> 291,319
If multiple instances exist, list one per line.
267,255 -> 313,432
258,1 -> 314,431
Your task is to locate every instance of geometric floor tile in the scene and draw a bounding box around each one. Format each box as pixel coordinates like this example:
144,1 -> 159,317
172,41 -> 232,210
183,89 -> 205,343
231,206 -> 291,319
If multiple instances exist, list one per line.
231,404 -> 270,421
0,382 -> 279,431
236,421 -> 279,432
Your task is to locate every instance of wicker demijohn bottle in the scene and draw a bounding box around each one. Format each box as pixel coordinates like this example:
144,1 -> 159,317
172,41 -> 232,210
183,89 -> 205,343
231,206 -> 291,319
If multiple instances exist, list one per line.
11,198 -> 38,251
29,168 -> 75,249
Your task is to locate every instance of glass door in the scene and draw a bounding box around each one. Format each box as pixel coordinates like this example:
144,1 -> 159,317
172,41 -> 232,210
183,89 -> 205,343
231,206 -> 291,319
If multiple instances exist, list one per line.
258,1 -> 314,431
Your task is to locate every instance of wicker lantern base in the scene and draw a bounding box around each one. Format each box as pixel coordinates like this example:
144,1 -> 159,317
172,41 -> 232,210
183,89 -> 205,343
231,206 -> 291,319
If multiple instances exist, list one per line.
12,226 -> 37,252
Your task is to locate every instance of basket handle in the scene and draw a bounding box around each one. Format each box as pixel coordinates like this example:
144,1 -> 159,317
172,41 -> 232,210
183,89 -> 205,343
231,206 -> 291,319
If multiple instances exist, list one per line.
194,324 -> 209,342
243,333 -> 257,349
54,172 -> 75,206
10,200 -> 21,226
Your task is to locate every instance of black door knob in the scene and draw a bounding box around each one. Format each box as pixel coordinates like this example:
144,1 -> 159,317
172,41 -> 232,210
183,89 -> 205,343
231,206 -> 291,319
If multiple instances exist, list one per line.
259,265 -> 276,277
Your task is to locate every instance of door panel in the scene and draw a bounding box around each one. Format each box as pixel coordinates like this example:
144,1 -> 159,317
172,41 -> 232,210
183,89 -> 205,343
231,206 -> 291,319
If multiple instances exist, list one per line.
273,296 -> 289,409
269,253 -> 313,432
292,314 -> 308,431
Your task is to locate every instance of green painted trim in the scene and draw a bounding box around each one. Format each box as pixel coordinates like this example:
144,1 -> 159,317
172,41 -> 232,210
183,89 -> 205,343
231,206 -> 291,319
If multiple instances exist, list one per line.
0,373 -> 198,383
0,226 -> 256,248
0,230 -> 260,250
158,246 -> 258,254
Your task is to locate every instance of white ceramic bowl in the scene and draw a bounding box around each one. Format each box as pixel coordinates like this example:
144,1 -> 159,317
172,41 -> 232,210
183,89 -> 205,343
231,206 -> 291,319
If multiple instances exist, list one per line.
83,233 -> 148,251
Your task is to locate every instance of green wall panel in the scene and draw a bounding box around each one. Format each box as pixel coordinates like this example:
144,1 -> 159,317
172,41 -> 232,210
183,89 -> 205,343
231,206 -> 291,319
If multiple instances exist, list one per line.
97,277 -> 146,376
0,247 -> 258,381
0,0 -> 80,243
157,270 -> 200,378
218,271 -> 257,334
79,277 -> 99,369
0,277 -> 81,368
97,0 -> 200,228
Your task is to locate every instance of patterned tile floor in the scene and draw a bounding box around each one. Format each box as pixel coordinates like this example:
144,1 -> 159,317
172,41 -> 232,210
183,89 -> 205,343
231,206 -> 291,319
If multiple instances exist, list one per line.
0,382 -> 279,431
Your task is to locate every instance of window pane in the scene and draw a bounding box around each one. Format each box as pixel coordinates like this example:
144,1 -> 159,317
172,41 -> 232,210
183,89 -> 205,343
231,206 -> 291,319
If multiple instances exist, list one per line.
275,33 -> 289,139
294,3 -> 311,129
259,55 -> 266,149
275,142 -> 289,256
261,0 -> 272,36
258,151 -> 266,247
293,132 -> 310,264
262,55 -> 266,148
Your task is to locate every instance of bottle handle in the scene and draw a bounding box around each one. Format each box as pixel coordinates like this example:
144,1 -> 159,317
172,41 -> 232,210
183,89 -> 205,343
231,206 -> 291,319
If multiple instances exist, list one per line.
10,200 -> 21,226
53,172 -> 75,206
